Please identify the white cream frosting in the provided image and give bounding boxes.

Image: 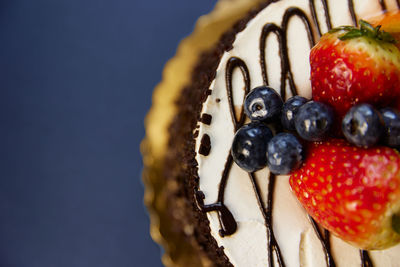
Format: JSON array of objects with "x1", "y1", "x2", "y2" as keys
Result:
[{"x1": 194, "y1": 0, "x2": 400, "y2": 266}]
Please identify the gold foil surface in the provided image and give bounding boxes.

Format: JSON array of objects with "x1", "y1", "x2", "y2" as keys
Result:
[{"x1": 142, "y1": 0, "x2": 265, "y2": 266}]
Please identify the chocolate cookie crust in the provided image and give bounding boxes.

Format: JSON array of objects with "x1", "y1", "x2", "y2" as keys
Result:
[{"x1": 164, "y1": 2, "x2": 270, "y2": 266}]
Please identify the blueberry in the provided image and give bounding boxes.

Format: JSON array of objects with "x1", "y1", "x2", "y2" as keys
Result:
[
  {"x1": 342, "y1": 104, "x2": 383, "y2": 147},
  {"x1": 244, "y1": 86, "x2": 283, "y2": 122},
  {"x1": 231, "y1": 122, "x2": 273, "y2": 172},
  {"x1": 281, "y1": 95, "x2": 308, "y2": 131},
  {"x1": 294, "y1": 101, "x2": 334, "y2": 142},
  {"x1": 267, "y1": 133, "x2": 304, "y2": 175},
  {"x1": 380, "y1": 108, "x2": 400, "y2": 148}
]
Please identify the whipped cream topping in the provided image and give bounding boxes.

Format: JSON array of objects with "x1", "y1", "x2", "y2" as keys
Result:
[{"x1": 194, "y1": 0, "x2": 400, "y2": 266}]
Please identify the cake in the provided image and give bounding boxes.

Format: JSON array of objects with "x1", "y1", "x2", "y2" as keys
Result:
[{"x1": 144, "y1": 0, "x2": 400, "y2": 266}]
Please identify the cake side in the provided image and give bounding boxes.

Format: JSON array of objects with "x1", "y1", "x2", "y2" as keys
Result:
[{"x1": 164, "y1": 2, "x2": 271, "y2": 266}]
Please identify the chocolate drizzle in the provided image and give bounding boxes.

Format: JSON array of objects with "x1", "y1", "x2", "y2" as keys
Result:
[
  {"x1": 348, "y1": 0, "x2": 358, "y2": 26},
  {"x1": 195, "y1": 0, "x2": 400, "y2": 266},
  {"x1": 260, "y1": 7, "x2": 315, "y2": 100},
  {"x1": 195, "y1": 182, "x2": 237, "y2": 237},
  {"x1": 361, "y1": 250, "x2": 374, "y2": 267},
  {"x1": 310, "y1": 0, "x2": 332, "y2": 36},
  {"x1": 226, "y1": 57, "x2": 251, "y2": 131},
  {"x1": 194, "y1": 56, "x2": 250, "y2": 237},
  {"x1": 249, "y1": 172, "x2": 285, "y2": 267},
  {"x1": 310, "y1": 217, "x2": 336, "y2": 267},
  {"x1": 195, "y1": 156, "x2": 237, "y2": 237},
  {"x1": 379, "y1": 0, "x2": 387, "y2": 12}
]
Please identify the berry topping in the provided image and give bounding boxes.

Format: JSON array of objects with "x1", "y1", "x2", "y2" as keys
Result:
[
  {"x1": 231, "y1": 122, "x2": 273, "y2": 173},
  {"x1": 342, "y1": 104, "x2": 384, "y2": 147},
  {"x1": 281, "y1": 95, "x2": 308, "y2": 131},
  {"x1": 267, "y1": 133, "x2": 304, "y2": 175},
  {"x1": 290, "y1": 139, "x2": 400, "y2": 250},
  {"x1": 381, "y1": 107, "x2": 400, "y2": 148},
  {"x1": 310, "y1": 20, "x2": 400, "y2": 118},
  {"x1": 294, "y1": 101, "x2": 334, "y2": 142},
  {"x1": 244, "y1": 86, "x2": 283, "y2": 122}
]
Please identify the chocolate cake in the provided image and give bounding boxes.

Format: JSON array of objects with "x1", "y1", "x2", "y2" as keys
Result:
[{"x1": 144, "y1": 0, "x2": 400, "y2": 266}]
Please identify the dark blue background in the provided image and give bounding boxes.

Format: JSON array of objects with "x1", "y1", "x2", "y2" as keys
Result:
[{"x1": 0, "y1": 1, "x2": 216, "y2": 266}]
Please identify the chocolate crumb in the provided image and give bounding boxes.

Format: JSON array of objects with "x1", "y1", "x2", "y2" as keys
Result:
[
  {"x1": 200, "y1": 114, "x2": 212, "y2": 125},
  {"x1": 199, "y1": 134, "x2": 211, "y2": 156}
]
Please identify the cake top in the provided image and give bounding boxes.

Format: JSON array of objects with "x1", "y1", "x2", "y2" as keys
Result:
[{"x1": 193, "y1": 0, "x2": 400, "y2": 266}]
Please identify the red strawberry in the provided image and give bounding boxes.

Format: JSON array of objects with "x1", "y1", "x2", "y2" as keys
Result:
[
  {"x1": 289, "y1": 139, "x2": 400, "y2": 250},
  {"x1": 310, "y1": 21, "x2": 400, "y2": 118}
]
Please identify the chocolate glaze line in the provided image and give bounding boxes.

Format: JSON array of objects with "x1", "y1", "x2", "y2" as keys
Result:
[
  {"x1": 195, "y1": 186, "x2": 237, "y2": 237},
  {"x1": 310, "y1": 0, "x2": 332, "y2": 37},
  {"x1": 260, "y1": 8, "x2": 315, "y2": 101},
  {"x1": 194, "y1": 57, "x2": 251, "y2": 237},
  {"x1": 397, "y1": 0, "x2": 400, "y2": 9},
  {"x1": 249, "y1": 172, "x2": 285, "y2": 267},
  {"x1": 194, "y1": 155, "x2": 237, "y2": 237},
  {"x1": 348, "y1": 0, "x2": 358, "y2": 26},
  {"x1": 309, "y1": 216, "x2": 336, "y2": 267},
  {"x1": 360, "y1": 250, "x2": 374, "y2": 267},
  {"x1": 266, "y1": 173, "x2": 285, "y2": 267},
  {"x1": 226, "y1": 57, "x2": 251, "y2": 131},
  {"x1": 282, "y1": 7, "x2": 315, "y2": 98},
  {"x1": 379, "y1": 0, "x2": 387, "y2": 12},
  {"x1": 260, "y1": 24, "x2": 286, "y2": 93}
]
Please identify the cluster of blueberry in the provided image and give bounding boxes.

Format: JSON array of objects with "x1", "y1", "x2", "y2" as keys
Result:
[
  {"x1": 342, "y1": 104, "x2": 400, "y2": 148},
  {"x1": 231, "y1": 86, "x2": 400, "y2": 174},
  {"x1": 231, "y1": 86, "x2": 305, "y2": 175}
]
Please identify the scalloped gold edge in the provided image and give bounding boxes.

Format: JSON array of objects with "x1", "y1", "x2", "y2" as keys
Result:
[{"x1": 141, "y1": 1, "x2": 264, "y2": 266}]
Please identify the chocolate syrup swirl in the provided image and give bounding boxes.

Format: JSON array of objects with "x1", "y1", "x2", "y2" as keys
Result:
[
  {"x1": 249, "y1": 172, "x2": 285, "y2": 266},
  {"x1": 195, "y1": 0, "x2": 400, "y2": 265},
  {"x1": 260, "y1": 7, "x2": 315, "y2": 100},
  {"x1": 379, "y1": 0, "x2": 387, "y2": 11},
  {"x1": 260, "y1": 24, "x2": 286, "y2": 95},
  {"x1": 310, "y1": 217, "x2": 336, "y2": 267},
  {"x1": 348, "y1": 0, "x2": 358, "y2": 26},
  {"x1": 361, "y1": 250, "x2": 374, "y2": 267},
  {"x1": 310, "y1": 0, "x2": 332, "y2": 37},
  {"x1": 195, "y1": 150, "x2": 237, "y2": 237},
  {"x1": 195, "y1": 57, "x2": 250, "y2": 237},
  {"x1": 226, "y1": 57, "x2": 251, "y2": 131},
  {"x1": 195, "y1": 184, "x2": 237, "y2": 237}
]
